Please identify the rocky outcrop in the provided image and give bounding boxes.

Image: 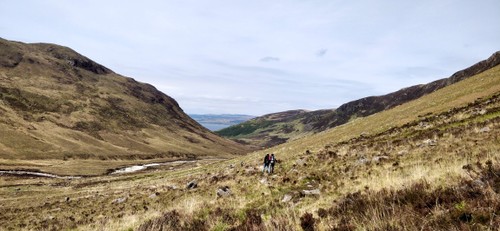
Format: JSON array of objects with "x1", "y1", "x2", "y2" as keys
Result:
[
  {"x1": 0, "y1": 40, "x2": 23, "y2": 67},
  {"x1": 42, "y1": 44, "x2": 113, "y2": 75},
  {"x1": 448, "y1": 51, "x2": 500, "y2": 82}
]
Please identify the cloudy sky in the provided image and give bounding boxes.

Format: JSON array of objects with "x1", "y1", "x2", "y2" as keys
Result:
[{"x1": 1, "y1": 0, "x2": 499, "y2": 115}]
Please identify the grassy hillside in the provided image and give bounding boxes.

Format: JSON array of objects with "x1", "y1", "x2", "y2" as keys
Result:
[
  {"x1": 216, "y1": 110, "x2": 323, "y2": 149},
  {"x1": 218, "y1": 51, "x2": 500, "y2": 150},
  {"x1": 0, "y1": 38, "x2": 250, "y2": 175},
  {"x1": 1, "y1": 54, "x2": 499, "y2": 230}
]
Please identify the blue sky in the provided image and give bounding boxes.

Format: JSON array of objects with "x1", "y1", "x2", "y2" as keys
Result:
[{"x1": 1, "y1": 0, "x2": 499, "y2": 115}]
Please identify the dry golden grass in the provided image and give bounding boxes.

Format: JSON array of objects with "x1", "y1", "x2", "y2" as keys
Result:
[{"x1": 1, "y1": 38, "x2": 250, "y2": 175}]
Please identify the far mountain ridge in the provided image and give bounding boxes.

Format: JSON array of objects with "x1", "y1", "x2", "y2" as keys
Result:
[{"x1": 217, "y1": 51, "x2": 500, "y2": 148}]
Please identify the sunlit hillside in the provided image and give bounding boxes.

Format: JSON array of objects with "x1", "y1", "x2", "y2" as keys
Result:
[
  {"x1": 0, "y1": 38, "x2": 250, "y2": 175},
  {"x1": 1, "y1": 53, "x2": 499, "y2": 230}
]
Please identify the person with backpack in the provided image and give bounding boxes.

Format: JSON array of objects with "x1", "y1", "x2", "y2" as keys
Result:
[
  {"x1": 262, "y1": 153, "x2": 270, "y2": 173},
  {"x1": 269, "y1": 153, "x2": 277, "y2": 173}
]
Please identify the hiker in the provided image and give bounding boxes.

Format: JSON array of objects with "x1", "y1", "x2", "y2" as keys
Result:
[
  {"x1": 269, "y1": 153, "x2": 277, "y2": 173},
  {"x1": 262, "y1": 153, "x2": 270, "y2": 173}
]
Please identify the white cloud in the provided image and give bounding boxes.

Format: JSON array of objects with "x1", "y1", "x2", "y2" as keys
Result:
[
  {"x1": 260, "y1": 57, "x2": 280, "y2": 62},
  {"x1": 316, "y1": 49, "x2": 328, "y2": 57}
]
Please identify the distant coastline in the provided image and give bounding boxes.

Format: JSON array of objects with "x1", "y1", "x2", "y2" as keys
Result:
[
  {"x1": 200, "y1": 123, "x2": 233, "y2": 131},
  {"x1": 189, "y1": 114, "x2": 255, "y2": 131}
]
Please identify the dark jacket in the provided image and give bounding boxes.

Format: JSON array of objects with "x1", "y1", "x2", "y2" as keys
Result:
[{"x1": 263, "y1": 154, "x2": 270, "y2": 165}]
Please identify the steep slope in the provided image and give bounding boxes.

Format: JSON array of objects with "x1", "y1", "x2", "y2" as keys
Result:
[
  {"x1": 218, "y1": 51, "x2": 500, "y2": 148},
  {"x1": 0, "y1": 38, "x2": 249, "y2": 175}
]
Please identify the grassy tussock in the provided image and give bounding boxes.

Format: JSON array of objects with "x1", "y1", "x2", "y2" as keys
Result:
[{"x1": 320, "y1": 162, "x2": 500, "y2": 230}]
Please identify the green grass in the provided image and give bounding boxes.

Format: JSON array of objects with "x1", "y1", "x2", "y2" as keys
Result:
[{"x1": 217, "y1": 119, "x2": 276, "y2": 137}]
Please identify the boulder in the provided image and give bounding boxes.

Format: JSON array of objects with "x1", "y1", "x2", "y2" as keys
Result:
[
  {"x1": 186, "y1": 180, "x2": 198, "y2": 189},
  {"x1": 245, "y1": 167, "x2": 256, "y2": 174},
  {"x1": 282, "y1": 191, "x2": 302, "y2": 203},
  {"x1": 421, "y1": 139, "x2": 437, "y2": 146},
  {"x1": 149, "y1": 192, "x2": 159, "y2": 199},
  {"x1": 357, "y1": 158, "x2": 369, "y2": 165},
  {"x1": 296, "y1": 158, "x2": 307, "y2": 166},
  {"x1": 166, "y1": 185, "x2": 178, "y2": 190},
  {"x1": 478, "y1": 109, "x2": 487, "y2": 115},
  {"x1": 372, "y1": 156, "x2": 390, "y2": 163},
  {"x1": 397, "y1": 150, "x2": 408, "y2": 156},
  {"x1": 301, "y1": 189, "x2": 320, "y2": 196},
  {"x1": 216, "y1": 186, "x2": 231, "y2": 198},
  {"x1": 112, "y1": 197, "x2": 127, "y2": 204},
  {"x1": 282, "y1": 194, "x2": 293, "y2": 203},
  {"x1": 479, "y1": 127, "x2": 491, "y2": 133}
]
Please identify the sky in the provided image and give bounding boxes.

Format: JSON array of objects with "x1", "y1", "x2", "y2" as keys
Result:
[{"x1": 1, "y1": 0, "x2": 499, "y2": 116}]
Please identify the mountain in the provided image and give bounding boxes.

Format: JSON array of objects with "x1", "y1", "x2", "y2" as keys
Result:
[
  {"x1": 0, "y1": 38, "x2": 249, "y2": 175},
  {"x1": 3, "y1": 51, "x2": 499, "y2": 231},
  {"x1": 189, "y1": 114, "x2": 255, "y2": 131},
  {"x1": 217, "y1": 51, "x2": 500, "y2": 148}
]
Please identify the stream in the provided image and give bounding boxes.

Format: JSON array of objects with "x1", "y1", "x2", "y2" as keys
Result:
[
  {"x1": 109, "y1": 160, "x2": 197, "y2": 174},
  {"x1": 0, "y1": 170, "x2": 81, "y2": 179},
  {"x1": 0, "y1": 159, "x2": 200, "y2": 179}
]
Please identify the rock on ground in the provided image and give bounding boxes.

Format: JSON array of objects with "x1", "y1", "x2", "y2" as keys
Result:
[
  {"x1": 112, "y1": 197, "x2": 127, "y2": 204},
  {"x1": 282, "y1": 194, "x2": 293, "y2": 203},
  {"x1": 216, "y1": 186, "x2": 231, "y2": 198},
  {"x1": 301, "y1": 189, "x2": 320, "y2": 196},
  {"x1": 186, "y1": 180, "x2": 198, "y2": 189}
]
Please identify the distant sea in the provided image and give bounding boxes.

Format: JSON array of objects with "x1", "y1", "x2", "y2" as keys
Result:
[
  {"x1": 189, "y1": 114, "x2": 255, "y2": 131},
  {"x1": 201, "y1": 123, "x2": 231, "y2": 131}
]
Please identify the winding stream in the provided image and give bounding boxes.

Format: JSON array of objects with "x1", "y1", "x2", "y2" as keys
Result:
[
  {"x1": 110, "y1": 160, "x2": 197, "y2": 174},
  {"x1": 0, "y1": 159, "x2": 201, "y2": 179}
]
